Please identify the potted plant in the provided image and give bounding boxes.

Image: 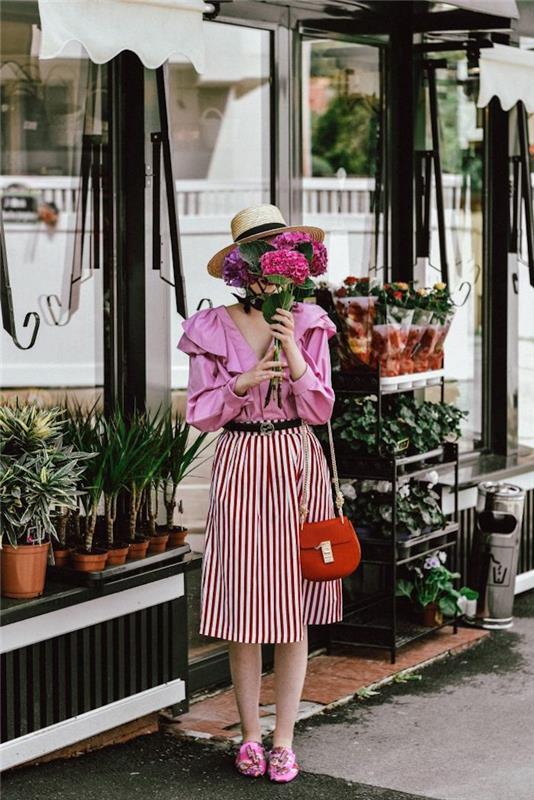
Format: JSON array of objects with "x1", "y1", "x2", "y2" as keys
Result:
[
  {"x1": 99, "y1": 409, "x2": 138, "y2": 565},
  {"x1": 124, "y1": 410, "x2": 171, "y2": 559},
  {"x1": 396, "y1": 550, "x2": 465, "y2": 626},
  {"x1": 0, "y1": 404, "x2": 89, "y2": 597},
  {"x1": 65, "y1": 405, "x2": 108, "y2": 572},
  {"x1": 330, "y1": 394, "x2": 466, "y2": 458},
  {"x1": 160, "y1": 413, "x2": 210, "y2": 548},
  {"x1": 341, "y1": 475, "x2": 446, "y2": 541}
]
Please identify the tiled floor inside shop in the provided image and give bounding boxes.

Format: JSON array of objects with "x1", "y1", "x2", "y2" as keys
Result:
[{"x1": 162, "y1": 625, "x2": 488, "y2": 742}]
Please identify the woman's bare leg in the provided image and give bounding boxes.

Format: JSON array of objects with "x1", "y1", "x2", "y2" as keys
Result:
[
  {"x1": 228, "y1": 641, "x2": 263, "y2": 742},
  {"x1": 272, "y1": 625, "x2": 308, "y2": 747}
]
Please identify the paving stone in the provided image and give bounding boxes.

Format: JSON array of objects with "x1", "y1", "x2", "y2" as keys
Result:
[{"x1": 168, "y1": 625, "x2": 489, "y2": 742}]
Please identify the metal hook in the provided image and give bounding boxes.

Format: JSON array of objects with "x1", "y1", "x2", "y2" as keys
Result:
[
  {"x1": 44, "y1": 293, "x2": 70, "y2": 326},
  {"x1": 1, "y1": 213, "x2": 41, "y2": 349},
  {"x1": 196, "y1": 297, "x2": 213, "y2": 310}
]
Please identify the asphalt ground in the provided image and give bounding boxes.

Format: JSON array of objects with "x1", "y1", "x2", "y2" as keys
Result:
[{"x1": 3, "y1": 590, "x2": 533, "y2": 800}]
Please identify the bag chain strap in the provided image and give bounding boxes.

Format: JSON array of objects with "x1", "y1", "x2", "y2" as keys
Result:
[{"x1": 299, "y1": 420, "x2": 345, "y2": 528}]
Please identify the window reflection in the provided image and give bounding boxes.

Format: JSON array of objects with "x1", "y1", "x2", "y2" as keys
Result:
[
  {"x1": 302, "y1": 40, "x2": 385, "y2": 284},
  {"x1": 0, "y1": 5, "x2": 106, "y2": 413},
  {"x1": 419, "y1": 52, "x2": 483, "y2": 450}
]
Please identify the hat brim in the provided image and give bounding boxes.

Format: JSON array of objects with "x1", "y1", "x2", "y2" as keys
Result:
[{"x1": 207, "y1": 224, "x2": 325, "y2": 278}]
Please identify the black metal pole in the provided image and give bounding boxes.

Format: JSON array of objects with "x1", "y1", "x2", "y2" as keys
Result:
[
  {"x1": 389, "y1": 3, "x2": 414, "y2": 283},
  {"x1": 109, "y1": 53, "x2": 147, "y2": 416},
  {"x1": 482, "y1": 96, "x2": 518, "y2": 455}
]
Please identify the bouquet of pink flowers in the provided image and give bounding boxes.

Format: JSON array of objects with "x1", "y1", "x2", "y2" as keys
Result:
[{"x1": 221, "y1": 231, "x2": 328, "y2": 406}]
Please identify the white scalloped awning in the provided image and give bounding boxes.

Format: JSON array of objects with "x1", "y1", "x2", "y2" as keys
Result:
[
  {"x1": 477, "y1": 43, "x2": 534, "y2": 112},
  {"x1": 37, "y1": 0, "x2": 206, "y2": 72}
]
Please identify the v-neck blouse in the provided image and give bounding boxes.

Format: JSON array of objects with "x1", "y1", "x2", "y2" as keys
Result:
[{"x1": 177, "y1": 301, "x2": 338, "y2": 432}]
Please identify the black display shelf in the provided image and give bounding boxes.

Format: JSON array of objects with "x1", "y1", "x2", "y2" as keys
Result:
[
  {"x1": 319, "y1": 310, "x2": 461, "y2": 663},
  {"x1": 336, "y1": 442, "x2": 458, "y2": 481},
  {"x1": 359, "y1": 522, "x2": 459, "y2": 563},
  {"x1": 329, "y1": 607, "x2": 459, "y2": 651},
  {"x1": 45, "y1": 543, "x2": 193, "y2": 588}
]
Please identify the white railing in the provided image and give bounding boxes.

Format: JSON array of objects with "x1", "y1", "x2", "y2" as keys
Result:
[{"x1": 1, "y1": 174, "x2": 471, "y2": 217}]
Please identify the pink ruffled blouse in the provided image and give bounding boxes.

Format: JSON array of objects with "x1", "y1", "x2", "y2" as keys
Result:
[{"x1": 177, "y1": 301, "x2": 337, "y2": 432}]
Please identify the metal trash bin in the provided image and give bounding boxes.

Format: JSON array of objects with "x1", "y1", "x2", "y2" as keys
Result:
[{"x1": 467, "y1": 481, "x2": 525, "y2": 630}]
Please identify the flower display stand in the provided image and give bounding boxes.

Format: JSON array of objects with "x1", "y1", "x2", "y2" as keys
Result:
[{"x1": 317, "y1": 327, "x2": 461, "y2": 663}]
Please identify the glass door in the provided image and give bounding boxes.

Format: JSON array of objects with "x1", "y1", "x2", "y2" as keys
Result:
[
  {"x1": 147, "y1": 17, "x2": 273, "y2": 664},
  {"x1": 300, "y1": 35, "x2": 388, "y2": 284}
]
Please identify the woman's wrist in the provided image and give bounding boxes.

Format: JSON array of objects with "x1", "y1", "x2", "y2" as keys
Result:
[
  {"x1": 283, "y1": 343, "x2": 307, "y2": 381},
  {"x1": 234, "y1": 373, "x2": 250, "y2": 396}
]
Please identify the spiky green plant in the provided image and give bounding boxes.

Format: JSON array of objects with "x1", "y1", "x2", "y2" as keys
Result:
[
  {"x1": 160, "y1": 413, "x2": 211, "y2": 531},
  {"x1": 64, "y1": 403, "x2": 106, "y2": 552},
  {"x1": 123, "y1": 409, "x2": 173, "y2": 542}
]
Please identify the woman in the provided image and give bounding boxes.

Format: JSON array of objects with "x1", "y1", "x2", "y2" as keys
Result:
[{"x1": 177, "y1": 204, "x2": 343, "y2": 783}]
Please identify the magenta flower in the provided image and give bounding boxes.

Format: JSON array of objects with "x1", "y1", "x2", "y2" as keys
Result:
[
  {"x1": 260, "y1": 249, "x2": 310, "y2": 285},
  {"x1": 270, "y1": 231, "x2": 328, "y2": 277},
  {"x1": 270, "y1": 231, "x2": 311, "y2": 250},
  {"x1": 222, "y1": 248, "x2": 253, "y2": 287}
]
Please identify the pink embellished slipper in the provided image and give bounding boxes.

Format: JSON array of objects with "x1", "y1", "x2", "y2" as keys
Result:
[
  {"x1": 234, "y1": 740, "x2": 267, "y2": 777},
  {"x1": 267, "y1": 745, "x2": 300, "y2": 783}
]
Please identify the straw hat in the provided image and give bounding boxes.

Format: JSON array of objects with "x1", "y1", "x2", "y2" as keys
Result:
[{"x1": 207, "y1": 203, "x2": 325, "y2": 278}]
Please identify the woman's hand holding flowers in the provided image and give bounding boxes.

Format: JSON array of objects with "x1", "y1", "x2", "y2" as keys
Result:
[
  {"x1": 270, "y1": 307, "x2": 307, "y2": 383},
  {"x1": 234, "y1": 345, "x2": 287, "y2": 396}
]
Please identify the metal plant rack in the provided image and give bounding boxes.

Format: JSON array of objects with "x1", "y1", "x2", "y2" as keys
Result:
[{"x1": 316, "y1": 297, "x2": 460, "y2": 663}]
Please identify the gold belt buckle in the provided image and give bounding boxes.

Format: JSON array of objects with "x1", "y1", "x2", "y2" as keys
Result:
[
  {"x1": 315, "y1": 540, "x2": 334, "y2": 564},
  {"x1": 259, "y1": 420, "x2": 275, "y2": 435}
]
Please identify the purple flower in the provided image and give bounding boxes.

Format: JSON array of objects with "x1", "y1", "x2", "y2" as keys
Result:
[{"x1": 222, "y1": 248, "x2": 253, "y2": 287}]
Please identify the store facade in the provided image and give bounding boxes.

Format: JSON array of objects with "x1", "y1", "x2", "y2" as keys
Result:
[{"x1": 2, "y1": 0, "x2": 534, "y2": 761}]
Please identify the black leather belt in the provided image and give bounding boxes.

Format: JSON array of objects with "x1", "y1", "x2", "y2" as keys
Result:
[{"x1": 223, "y1": 418, "x2": 302, "y2": 434}]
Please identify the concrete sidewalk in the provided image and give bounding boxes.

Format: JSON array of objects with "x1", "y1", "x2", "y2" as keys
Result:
[{"x1": 3, "y1": 590, "x2": 533, "y2": 800}]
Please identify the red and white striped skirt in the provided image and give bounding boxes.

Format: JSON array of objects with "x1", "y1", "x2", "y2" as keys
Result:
[{"x1": 199, "y1": 424, "x2": 344, "y2": 644}]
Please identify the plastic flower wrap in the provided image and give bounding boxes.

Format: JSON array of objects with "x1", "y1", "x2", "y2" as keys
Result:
[
  {"x1": 370, "y1": 283, "x2": 414, "y2": 377},
  {"x1": 411, "y1": 282, "x2": 455, "y2": 372},
  {"x1": 333, "y1": 276, "x2": 378, "y2": 368}
]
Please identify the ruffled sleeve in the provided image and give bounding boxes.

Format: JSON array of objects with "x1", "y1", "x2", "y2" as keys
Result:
[
  {"x1": 177, "y1": 307, "x2": 254, "y2": 432},
  {"x1": 288, "y1": 302, "x2": 337, "y2": 425}
]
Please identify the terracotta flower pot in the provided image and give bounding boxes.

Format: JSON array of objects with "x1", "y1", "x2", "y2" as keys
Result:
[
  {"x1": 0, "y1": 541, "x2": 51, "y2": 599},
  {"x1": 415, "y1": 602, "x2": 443, "y2": 627},
  {"x1": 70, "y1": 547, "x2": 108, "y2": 572},
  {"x1": 128, "y1": 537, "x2": 150, "y2": 560},
  {"x1": 168, "y1": 526, "x2": 188, "y2": 547},
  {"x1": 51, "y1": 546, "x2": 71, "y2": 568},
  {"x1": 147, "y1": 532, "x2": 170, "y2": 554},
  {"x1": 106, "y1": 543, "x2": 131, "y2": 566}
]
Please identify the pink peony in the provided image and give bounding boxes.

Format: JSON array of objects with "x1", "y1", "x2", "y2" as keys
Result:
[{"x1": 260, "y1": 249, "x2": 310, "y2": 285}]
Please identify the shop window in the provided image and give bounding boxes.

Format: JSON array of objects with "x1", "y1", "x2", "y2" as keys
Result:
[
  {"x1": 418, "y1": 51, "x2": 483, "y2": 451},
  {"x1": 301, "y1": 39, "x2": 385, "y2": 284},
  {"x1": 0, "y1": 3, "x2": 106, "y2": 412}
]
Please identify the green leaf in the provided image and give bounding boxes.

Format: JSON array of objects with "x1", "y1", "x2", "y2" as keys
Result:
[
  {"x1": 238, "y1": 240, "x2": 275, "y2": 267},
  {"x1": 296, "y1": 241, "x2": 313, "y2": 263}
]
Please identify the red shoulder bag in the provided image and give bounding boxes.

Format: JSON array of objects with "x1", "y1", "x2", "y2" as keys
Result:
[{"x1": 299, "y1": 421, "x2": 361, "y2": 582}]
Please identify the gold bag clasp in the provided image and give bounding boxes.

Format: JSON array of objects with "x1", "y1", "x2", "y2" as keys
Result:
[{"x1": 315, "y1": 539, "x2": 334, "y2": 564}]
